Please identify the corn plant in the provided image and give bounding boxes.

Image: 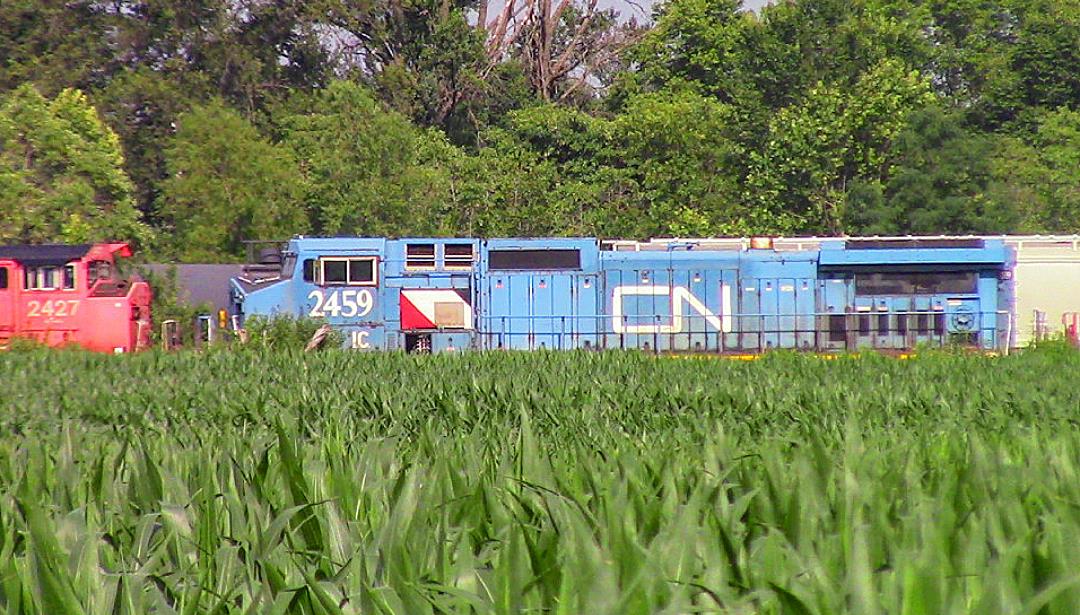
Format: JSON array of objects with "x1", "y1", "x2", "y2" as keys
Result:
[{"x1": 0, "y1": 346, "x2": 1078, "y2": 614}]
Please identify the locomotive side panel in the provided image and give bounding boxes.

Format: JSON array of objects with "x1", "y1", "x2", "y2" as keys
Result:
[
  {"x1": 600, "y1": 249, "x2": 741, "y2": 352},
  {"x1": 817, "y1": 239, "x2": 1011, "y2": 351},
  {"x1": 233, "y1": 237, "x2": 387, "y2": 349},
  {"x1": 296, "y1": 239, "x2": 385, "y2": 350},
  {"x1": 81, "y1": 279, "x2": 153, "y2": 352},
  {"x1": 387, "y1": 239, "x2": 479, "y2": 352},
  {"x1": 479, "y1": 238, "x2": 599, "y2": 350},
  {"x1": 15, "y1": 261, "x2": 81, "y2": 347},
  {"x1": 735, "y1": 251, "x2": 816, "y2": 352},
  {"x1": 227, "y1": 235, "x2": 1026, "y2": 354}
]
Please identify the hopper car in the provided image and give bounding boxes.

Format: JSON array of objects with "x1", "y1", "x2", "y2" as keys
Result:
[
  {"x1": 0, "y1": 243, "x2": 152, "y2": 352},
  {"x1": 232, "y1": 235, "x2": 1061, "y2": 353}
]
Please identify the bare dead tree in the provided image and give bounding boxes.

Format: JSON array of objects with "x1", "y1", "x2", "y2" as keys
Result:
[{"x1": 481, "y1": 0, "x2": 644, "y2": 101}]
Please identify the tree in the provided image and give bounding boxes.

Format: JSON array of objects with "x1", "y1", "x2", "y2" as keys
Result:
[
  {"x1": 845, "y1": 107, "x2": 1020, "y2": 235},
  {"x1": 1011, "y1": 3, "x2": 1080, "y2": 117},
  {"x1": 94, "y1": 68, "x2": 206, "y2": 227},
  {"x1": 483, "y1": 0, "x2": 643, "y2": 103},
  {"x1": 280, "y1": 81, "x2": 459, "y2": 236},
  {"x1": 630, "y1": 0, "x2": 757, "y2": 105},
  {"x1": 0, "y1": 85, "x2": 151, "y2": 246},
  {"x1": 95, "y1": 0, "x2": 331, "y2": 114},
  {"x1": 313, "y1": 0, "x2": 496, "y2": 137},
  {"x1": 156, "y1": 100, "x2": 309, "y2": 261},
  {"x1": 989, "y1": 107, "x2": 1080, "y2": 233},
  {"x1": 1026, "y1": 108, "x2": 1080, "y2": 231},
  {"x1": 633, "y1": 0, "x2": 924, "y2": 111},
  {"x1": 746, "y1": 59, "x2": 935, "y2": 233},
  {"x1": 862, "y1": 0, "x2": 1080, "y2": 129},
  {"x1": 468, "y1": 90, "x2": 749, "y2": 239},
  {"x1": 311, "y1": 0, "x2": 636, "y2": 144},
  {"x1": 603, "y1": 91, "x2": 747, "y2": 237},
  {"x1": 440, "y1": 133, "x2": 568, "y2": 236},
  {"x1": 0, "y1": 0, "x2": 114, "y2": 94}
]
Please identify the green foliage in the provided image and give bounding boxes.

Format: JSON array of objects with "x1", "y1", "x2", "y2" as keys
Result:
[
  {"x1": 880, "y1": 0, "x2": 1080, "y2": 128},
  {"x1": 281, "y1": 81, "x2": 459, "y2": 236},
  {"x1": 1010, "y1": 3, "x2": 1080, "y2": 115},
  {"x1": 0, "y1": 0, "x2": 113, "y2": 93},
  {"x1": 243, "y1": 314, "x2": 344, "y2": 350},
  {"x1": 3, "y1": 335, "x2": 50, "y2": 352},
  {"x1": 0, "y1": 85, "x2": 152, "y2": 246},
  {"x1": 135, "y1": 265, "x2": 214, "y2": 348},
  {"x1": 993, "y1": 107, "x2": 1080, "y2": 233},
  {"x1": 0, "y1": 350, "x2": 1079, "y2": 613},
  {"x1": 156, "y1": 100, "x2": 309, "y2": 261},
  {"x1": 4, "y1": 0, "x2": 1080, "y2": 242},
  {"x1": 631, "y1": 0, "x2": 1080, "y2": 235},
  {"x1": 846, "y1": 107, "x2": 1021, "y2": 234},
  {"x1": 606, "y1": 92, "x2": 747, "y2": 236},
  {"x1": 632, "y1": 0, "x2": 751, "y2": 101},
  {"x1": 312, "y1": 0, "x2": 491, "y2": 123},
  {"x1": 747, "y1": 59, "x2": 935, "y2": 233},
  {"x1": 93, "y1": 68, "x2": 207, "y2": 228},
  {"x1": 468, "y1": 93, "x2": 752, "y2": 238}
]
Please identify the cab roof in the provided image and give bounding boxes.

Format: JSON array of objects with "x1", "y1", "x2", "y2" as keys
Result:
[{"x1": 0, "y1": 243, "x2": 132, "y2": 266}]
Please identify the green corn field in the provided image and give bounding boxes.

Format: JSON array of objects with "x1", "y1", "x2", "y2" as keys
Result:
[{"x1": 1, "y1": 346, "x2": 1080, "y2": 614}]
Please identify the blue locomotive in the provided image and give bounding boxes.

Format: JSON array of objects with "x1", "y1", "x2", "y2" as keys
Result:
[{"x1": 230, "y1": 236, "x2": 1015, "y2": 352}]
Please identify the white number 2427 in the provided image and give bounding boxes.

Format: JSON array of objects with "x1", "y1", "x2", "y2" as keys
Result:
[{"x1": 308, "y1": 289, "x2": 373, "y2": 318}]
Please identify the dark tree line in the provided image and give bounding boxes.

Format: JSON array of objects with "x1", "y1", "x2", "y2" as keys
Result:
[{"x1": 1, "y1": 0, "x2": 1078, "y2": 260}]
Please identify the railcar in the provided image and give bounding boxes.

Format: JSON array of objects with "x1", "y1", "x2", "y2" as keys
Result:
[
  {"x1": 0, "y1": 243, "x2": 152, "y2": 352},
  {"x1": 230, "y1": 236, "x2": 1021, "y2": 352}
]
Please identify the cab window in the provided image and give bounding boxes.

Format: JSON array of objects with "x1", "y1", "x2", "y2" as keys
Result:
[
  {"x1": 63, "y1": 264, "x2": 76, "y2": 290},
  {"x1": 88, "y1": 260, "x2": 112, "y2": 286},
  {"x1": 319, "y1": 257, "x2": 378, "y2": 286},
  {"x1": 855, "y1": 272, "x2": 977, "y2": 295},
  {"x1": 24, "y1": 266, "x2": 60, "y2": 290},
  {"x1": 0, "y1": 267, "x2": 7, "y2": 289},
  {"x1": 322, "y1": 259, "x2": 348, "y2": 284}
]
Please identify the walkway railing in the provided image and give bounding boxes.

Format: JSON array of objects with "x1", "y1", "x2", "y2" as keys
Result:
[{"x1": 473, "y1": 310, "x2": 1010, "y2": 353}]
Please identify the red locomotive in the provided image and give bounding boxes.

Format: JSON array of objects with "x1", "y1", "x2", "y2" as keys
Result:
[{"x1": 0, "y1": 243, "x2": 152, "y2": 352}]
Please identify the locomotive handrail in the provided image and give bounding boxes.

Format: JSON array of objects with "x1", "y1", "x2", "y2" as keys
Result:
[{"x1": 472, "y1": 309, "x2": 1005, "y2": 353}]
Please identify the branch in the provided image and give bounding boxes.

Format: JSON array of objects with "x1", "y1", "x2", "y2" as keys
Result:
[{"x1": 550, "y1": 0, "x2": 599, "y2": 79}]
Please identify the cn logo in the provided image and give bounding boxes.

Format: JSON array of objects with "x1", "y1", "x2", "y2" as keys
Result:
[{"x1": 612, "y1": 285, "x2": 732, "y2": 334}]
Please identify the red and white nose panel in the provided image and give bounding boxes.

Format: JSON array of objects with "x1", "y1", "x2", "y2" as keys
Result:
[{"x1": 400, "y1": 289, "x2": 473, "y2": 330}]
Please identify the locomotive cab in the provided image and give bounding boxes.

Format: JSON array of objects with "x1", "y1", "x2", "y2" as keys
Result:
[{"x1": 0, "y1": 243, "x2": 152, "y2": 352}]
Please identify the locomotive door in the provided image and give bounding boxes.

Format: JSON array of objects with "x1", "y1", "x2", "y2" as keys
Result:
[
  {"x1": 529, "y1": 274, "x2": 566, "y2": 349},
  {"x1": 741, "y1": 277, "x2": 807, "y2": 351},
  {"x1": 758, "y1": 278, "x2": 803, "y2": 350},
  {"x1": 486, "y1": 272, "x2": 596, "y2": 350},
  {"x1": 667, "y1": 268, "x2": 735, "y2": 352},
  {"x1": 0, "y1": 261, "x2": 13, "y2": 340},
  {"x1": 818, "y1": 275, "x2": 852, "y2": 352},
  {"x1": 740, "y1": 278, "x2": 781, "y2": 351}
]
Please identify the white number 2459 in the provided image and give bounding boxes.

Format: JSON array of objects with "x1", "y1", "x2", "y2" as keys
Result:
[{"x1": 308, "y1": 289, "x2": 373, "y2": 318}]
